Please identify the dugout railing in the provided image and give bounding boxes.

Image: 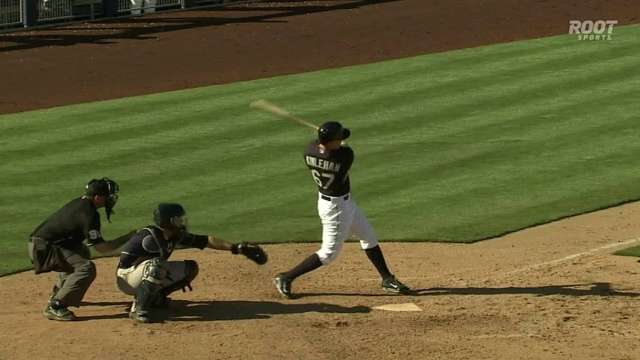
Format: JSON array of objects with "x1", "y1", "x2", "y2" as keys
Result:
[{"x1": 0, "y1": 0, "x2": 248, "y2": 30}]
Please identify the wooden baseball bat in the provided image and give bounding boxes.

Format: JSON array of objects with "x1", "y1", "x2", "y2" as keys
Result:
[{"x1": 250, "y1": 99, "x2": 319, "y2": 130}]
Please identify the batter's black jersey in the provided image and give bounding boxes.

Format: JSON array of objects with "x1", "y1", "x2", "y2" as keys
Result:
[
  {"x1": 30, "y1": 197, "x2": 104, "y2": 249},
  {"x1": 304, "y1": 140, "x2": 354, "y2": 196},
  {"x1": 117, "y1": 226, "x2": 208, "y2": 269}
]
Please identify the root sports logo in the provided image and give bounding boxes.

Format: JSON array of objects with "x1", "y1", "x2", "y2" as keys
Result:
[{"x1": 569, "y1": 20, "x2": 618, "y2": 41}]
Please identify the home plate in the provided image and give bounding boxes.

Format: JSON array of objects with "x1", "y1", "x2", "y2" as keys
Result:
[{"x1": 373, "y1": 303, "x2": 422, "y2": 312}]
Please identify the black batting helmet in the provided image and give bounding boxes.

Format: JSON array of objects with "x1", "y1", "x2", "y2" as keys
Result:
[
  {"x1": 318, "y1": 121, "x2": 350, "y2": 144},
  {"x1": 153, "y1": 203, "x2": 188, "y2": 230}
]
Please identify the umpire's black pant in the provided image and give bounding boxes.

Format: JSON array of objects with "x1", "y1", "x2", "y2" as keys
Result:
[{"x1": 28, "y1": 242, "x2": 97, "y2": 307}]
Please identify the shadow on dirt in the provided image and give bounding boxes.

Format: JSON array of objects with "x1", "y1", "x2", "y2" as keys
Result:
[
  {"x1": 293, "y1": 282, "x2": 640, "y2": 298},
  {"x1": 414, "y1": 282, "x2": 640, "y2": 297},
  {"x1": 0, "y1": 0, "x2": 399, "y2": 52},
  {"x1": 80, "y1": 300, "x2": 131, "y2": 306},
  {"x1": 77, "y1": 312, "x2": 131, "y2": 321},
  {"x1": 74, "y1": 299, "x2": 370, "y2": 322},
  {"x1": 165, "y1": 299, "x2": 370, "y2": 321}
]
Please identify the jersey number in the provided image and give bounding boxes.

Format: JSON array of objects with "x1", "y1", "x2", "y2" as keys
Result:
[{"x1": 311, "y1": 170, "x2": 335, "y2": 189}]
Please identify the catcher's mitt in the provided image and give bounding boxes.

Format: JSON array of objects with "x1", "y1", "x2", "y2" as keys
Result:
[{"x1": 232, "y1": 242, "x2": 268, "y2": 265}]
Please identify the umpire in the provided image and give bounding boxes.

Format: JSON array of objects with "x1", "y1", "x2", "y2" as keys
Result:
[{"x1": 28, "y1": 178, "x2": 133, "y2": 321}]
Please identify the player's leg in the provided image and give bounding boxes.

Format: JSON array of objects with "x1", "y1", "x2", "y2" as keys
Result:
[
  {"x1": 129, "y1": 0, "x2": 142, "y2": 15},
  {"x1": 27, "y1": 240, "x2": 61, "y2": 309},
  {"x1": 144, "y1": 0, "x2": 156, "y2": 12},
  {"x1": 45, "y1": 245, "x2": 97, "y2": 320},
  {"x1": 349, "y1": 200, "x2": 411, "y2": 295},
  {"x1": 129, "y1": 258, "x2": 167, "y2": 323},
  {"x1": 159, "y1": 260, "x2": 199, "y2": 298},
  {"x1": 274, "y1": 196, "x2": 352, "y2": 298}
]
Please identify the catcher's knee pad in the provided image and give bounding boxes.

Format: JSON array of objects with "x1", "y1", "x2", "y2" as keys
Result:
[
  {"x1": 141, "y1": 258, "x2": 167, "y2": 284},
  {"x1": 316, "y1": 244, "x2": 343, "y2": 265},
  {"x1": 184, "y1": 260, "x2": 199, "y2": 283}
]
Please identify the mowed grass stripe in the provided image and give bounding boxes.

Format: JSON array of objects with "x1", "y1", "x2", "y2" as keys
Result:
[
  {"x1": 1, "y1": 25, "x2": 639, "y2": 275},
  {"x1": 2, "y1": 33, "x2": 633, "y2": 164},
  {"x1": 7, "y1": 35, "x2": 635, "y2": 179},
  {"x1": 0, "y1": 27, "x2": 626, "y2": 149}
]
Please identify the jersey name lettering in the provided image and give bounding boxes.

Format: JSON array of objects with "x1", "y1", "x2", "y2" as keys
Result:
[{"x1": 305, "y1": 156, "x2": 341, "y2": 172}]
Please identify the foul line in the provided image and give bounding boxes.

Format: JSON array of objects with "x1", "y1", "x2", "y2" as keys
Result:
[
  {"x1": 361, "y1": 236, "x2": 640, "y2": 282},
  {"x1": 503, "y1": 236, "x2": 640, "y2": 276}
]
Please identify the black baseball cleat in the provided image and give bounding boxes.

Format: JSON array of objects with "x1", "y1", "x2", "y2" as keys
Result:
[
  {"x1": 43, "y1": 300, "x2": 76, "y2": 321},
  {"x1": 273, "y1": 274, "x2": 293, "y2": 299},
  {"x1": 381, "y1": 276, "x2": 412, "y2": 295},
  {"x1": 130, "y1": 310, "x2": 152, "y2": 324},
  {"x1": 129, "y1": 302, "x2": 153, "y2": 323},
  {"x1": 151, "y1": 294, "x2": 171, "y2": 309}
]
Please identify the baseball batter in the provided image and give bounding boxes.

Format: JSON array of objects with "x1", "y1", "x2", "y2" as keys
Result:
[
  {"x1": 116, "y1": 203, "x2": 267, "y2": 323},
  {"x1": 274, "y1": 121, "x2": 411, "y2": 298}
]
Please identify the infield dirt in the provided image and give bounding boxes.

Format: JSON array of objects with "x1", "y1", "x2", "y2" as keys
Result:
[
  {"x1": 2, "y1": 202, "x2": 640, "y2": 359},
  {"x1": 1, "y1": 1, "x2": 640, "y2": 359}
]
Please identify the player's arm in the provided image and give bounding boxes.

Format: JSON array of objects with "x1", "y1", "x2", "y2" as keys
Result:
[
  {"x1": 82, "y1": 211, "x2": 135, "y2": 253},
  {"x1": 93, "y1": 230, "x2": 136, "y2": 254},
  {"x1": 182, "y1": 233, "x2": 241, "y2": 252},
  {"x1": 182, "y1": 233, "x2": 267, "y2": 265},
  {"x1": 338, "y1": 147, "x2": 355, "y2": 178},
  {"x1": 206, "y1": 235, "x2": 234, "y2": 251}
]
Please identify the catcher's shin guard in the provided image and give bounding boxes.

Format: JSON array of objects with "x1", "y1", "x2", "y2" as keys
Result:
[
  {"x1": 161, "y1": 260, "x2": 199, "y2": 296},
  {"x1": 134, "y1": 280, "x2": 162, "y2": 322}
]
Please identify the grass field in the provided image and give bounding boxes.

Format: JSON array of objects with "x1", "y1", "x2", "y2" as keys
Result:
[
  {"x1": 1, "y1": 25, "x2": 639, "y2": 275},
  {"x1": 615, "y1": 246, "x2": 640, "y2": 257}
]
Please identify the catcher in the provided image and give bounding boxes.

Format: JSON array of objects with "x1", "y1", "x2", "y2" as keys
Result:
[{"x1": 116, "y1": 203, "x2": 267, "y2": 323}]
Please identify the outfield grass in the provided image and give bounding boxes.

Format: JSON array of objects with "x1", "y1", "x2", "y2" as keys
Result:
[
  {"x1": 1, "y1": 25, "x2": 640, "y2": 275},
  {"x1": 615, "y1": 246, "x2": 640, "y2": 258}
]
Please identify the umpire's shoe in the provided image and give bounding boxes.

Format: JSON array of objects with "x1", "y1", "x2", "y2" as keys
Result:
[
  {"x1": 43, "y1": 299, "x2": 77, "y2": 321},
  {"x1": 382, "y1": 275, "x2": 412, "y2": 295},
  {"x1": 273, "y1": 274, "x2": 293, "y2": 299}
]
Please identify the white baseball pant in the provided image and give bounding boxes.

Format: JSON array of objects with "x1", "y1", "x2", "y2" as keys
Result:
[
  {"x1": 315, "y1": 192, "x2": 379, "y2": 265},
  {"x1": 116, "y1": 259, "x2": 187, "y2": 295}
]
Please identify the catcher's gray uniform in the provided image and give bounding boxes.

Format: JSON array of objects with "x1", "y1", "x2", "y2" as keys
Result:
[
  {"x1": 117, "y1": 205, "x2": 268, "y2": 324},
  {"x1": 116, "y1": 226, "x2": 204, "y2": 300}
]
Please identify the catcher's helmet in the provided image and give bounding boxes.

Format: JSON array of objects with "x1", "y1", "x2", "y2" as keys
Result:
[
  {"x1": 153, "y1": 203, "x2": 188, "y2": 229},
  {"x1": 86, "y1": 178, "x2": 119, "y2": 221},
  {"x1": 318, "y1": 121, "x2": 350, "y2": 144}
]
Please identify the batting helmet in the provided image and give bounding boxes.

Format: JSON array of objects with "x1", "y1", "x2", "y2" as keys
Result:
[
  {"x1": 318, "y1": 121, "x2": 350, "y2": 144},
  {"x1": 153, "y1": 203, "x2": 188, "y2": 230},
  {"x1": 86, "y1": 178, "x2": 119, "y2": 221}
]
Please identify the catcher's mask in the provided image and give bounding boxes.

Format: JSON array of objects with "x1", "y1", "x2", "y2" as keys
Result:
[
  {"x1": 153, "y1": 203, "x2": 188, "y2": 231},
  {"x1": 85, "y1": 178, "x2": 119, "y2": 222},
  {"x1": 318, "y1": 121, "x2": 350, "y2": 144}
]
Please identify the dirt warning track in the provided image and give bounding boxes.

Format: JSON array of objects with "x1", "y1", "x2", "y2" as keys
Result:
[{"x1": 1, "y1": 0, "x2": 639, "y2": 114}]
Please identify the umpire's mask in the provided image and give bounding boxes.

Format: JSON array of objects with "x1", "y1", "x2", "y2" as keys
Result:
[{"x1": 86, "y1": 178, "x2": 120, "y2": 222}]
